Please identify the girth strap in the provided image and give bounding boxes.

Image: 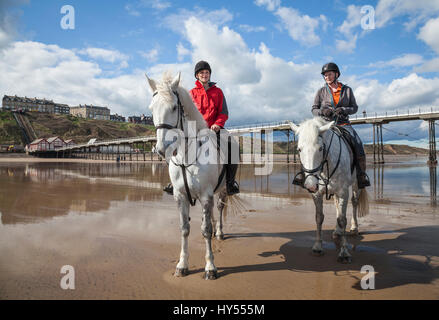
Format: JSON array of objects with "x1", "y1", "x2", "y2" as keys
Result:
[{"x1": 180, "y1": 164, "x2": 197, "y2": 207}]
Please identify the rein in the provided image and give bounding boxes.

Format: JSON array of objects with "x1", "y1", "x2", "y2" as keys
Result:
[
  {"x1": 296, "y1": 128, "x2": 343, "y2": 200},
  {"x1": 154, "y1": 90, "x2": 184, "y2": 131},
  {"x1": 153, "y1": 90, "x2": 197, "y2": 206}
]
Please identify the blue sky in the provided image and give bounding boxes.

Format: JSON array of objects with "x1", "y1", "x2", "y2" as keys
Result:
[{"x1": 1, "y1": 0, "x2": 439, "y2": 146}]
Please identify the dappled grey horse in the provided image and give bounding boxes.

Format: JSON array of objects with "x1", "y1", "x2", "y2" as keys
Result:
[
  {"x1": 146, "y1": 72, "x2": 239, "y2": 279},
  {"x1": 290, "y1": 117, "x2": 369, "y2": 263}
]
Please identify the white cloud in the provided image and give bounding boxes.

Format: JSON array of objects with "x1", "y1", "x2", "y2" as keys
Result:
[
  {"x1": 418, "y1": 17, "x2": 439, "y2": 54},
  {"x1": 184, "y1": 17, "x2": 261, "y2": 85},
  {"x1": 255, "y1": 1, "x2": 327, "y2": 47},
  {"x1": 176, "y1": 42, "x2": 190, "y2": 62},
  {"x1": 0, "y1": 41, "x2": 148, "y2": 116},
  {"x1": 335, "y1": 36, "x2": 358, "y2": 53},
  {"x1": 336, "y1": 5, "x2": 362, "y2": 53},
  {"x1": 140, "y1": 0, "x2": 171, "y2": 10},
  {"x1": 415, "y1": 57, "x2": 439, "y2": 73},
  {"x1": 338, "y1": 5, "x2": 362, "y2": 36},
  {"x1": 139, "y1": 48, "x2": 159, "y2": 62},
  {"x1": 124, "y1": 4, "x2": 140, "y2": 17},
  {"x1": 375, "y1": 0, "x2": 439, "y2": 29},
  {"x1": 275, "y1": 7, "x2": 326, "y2": 47},
  {"x1": 254, "y1": 0, "x2": 281, "y2": 12},
  {"x1": 239, "y1": 24, "x2": 266, "y2": 33},
  {"x1": 0, "y1": 0, "x2": 29, "y2": 50},
  {"x1": 372, "y1": 53, "x2": 424, "y2": 68},
  {"x1": 3, "y1": 7, "x2": 439, "y2": 143},
  {"x1": 163, "y1": 8, "x2": 233, "y2": 34},
  {"x1": 351, "y1": 73, "x2": 439, "y2": 112},
  {"x1": 79, "y1": 47, "x2": 129, "y2": 64},
  {"x1": 124, "y1": 0, "x2": 171, "y2": 17}
]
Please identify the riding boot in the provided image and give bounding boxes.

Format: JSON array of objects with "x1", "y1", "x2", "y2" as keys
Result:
[
  {"x1": 163, "y1": 183, "x2": 173, "y2": 195},
  {"x1": 357, "y1": 156, "x2": 371, "y2": 189},
  {"x1": 225, "y1": 163, "x2": 240, "y2": 196}
]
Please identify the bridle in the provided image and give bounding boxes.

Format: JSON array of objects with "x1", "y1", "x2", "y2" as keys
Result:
[
  {"x1": 294, "y1": 128, "x2": 342, "y2": 200},
  {"x1": 152, "y1": 89, "x2": 198, "y2": 207},
  {"x1": 153, "y1": 90, "x2": 185, "y2": 131}
]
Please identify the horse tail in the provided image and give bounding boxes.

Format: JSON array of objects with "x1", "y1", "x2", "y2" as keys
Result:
[
  {"x1": 222, "y1": 195, "x2": 247, "y2": 220},
  {"x1": 357, "y1": 188, "x2": 369, "y2": 218}
]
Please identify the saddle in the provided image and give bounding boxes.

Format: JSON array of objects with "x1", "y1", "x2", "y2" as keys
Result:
[{"x1": 333, "y1": 126, "x2": 356, "y2": 174}]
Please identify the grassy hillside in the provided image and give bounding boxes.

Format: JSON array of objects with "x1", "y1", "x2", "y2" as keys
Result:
[
  {"x1": 0, "y1": 111, "x2": 23, "y2": 145},
  {"x1": 0, "y1": 111, "x2": 155, "y2": 145}
]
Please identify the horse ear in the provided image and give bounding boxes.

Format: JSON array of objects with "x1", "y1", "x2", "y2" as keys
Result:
[
  {"x1": 289, "y1": 121, "x2": 300, "y2": 133},
  {"x1": 319, "y1": 121, "x2": 335, "y2": 133},
  {"x1": 145, "y1": 73, "x2": 157, "y2": 93},
  {"x1": 171, "y1": 72, "x2": 181, "y2": 91}
]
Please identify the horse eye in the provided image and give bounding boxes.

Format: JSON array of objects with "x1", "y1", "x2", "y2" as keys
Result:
[
  {"x1": 172, "y1": 105, "x2": 177, "y2": 112},
  {"x1": 319, "y1": 146, "x2": 323, "y2": 151},
  {"x1": 297, "y1": 148, "x2": 301, "y2": 153}
]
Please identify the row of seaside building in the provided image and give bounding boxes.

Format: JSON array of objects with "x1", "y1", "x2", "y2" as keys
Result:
[
  {"x1": 27, "y1": 137, "x2": 75, "y2": 152},
  {"x1": 2, "y1": 95, "x2": 153, "y2": 125}
]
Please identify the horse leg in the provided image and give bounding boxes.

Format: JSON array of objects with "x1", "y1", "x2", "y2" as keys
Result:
[
  {"x1": 175, "y1": 197, "x2": 190, "y2": 277},
  {"x1": 215, "y1": 189, "x2": 227, "y2": 240},
  {"x1": 350, "y1": 187, "x2": 359, "y2": 235},
  {"x1": 200, "y1": 195, "x2": 217, "y2": 280},
  {"x1": 333, "y1": 192, "x2": 352, "y2": 264},
  {"x1": 312, "y1": 194, "x2": 324, "y2": 256}
]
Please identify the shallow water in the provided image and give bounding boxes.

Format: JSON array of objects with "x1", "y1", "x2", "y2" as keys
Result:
[{"x1": 0, "y1": 160, "x2": 437, "y2": 225}]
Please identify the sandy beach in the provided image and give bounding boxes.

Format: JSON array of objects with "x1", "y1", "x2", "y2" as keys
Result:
[{"x1": 0, "y1": 158, "x2": 438, "y2": 300}]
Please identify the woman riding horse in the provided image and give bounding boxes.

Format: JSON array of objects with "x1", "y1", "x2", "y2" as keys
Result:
[
  {"x1": 163, "y1": 61, "x2": 240, "y2": 196},
  {"x1": 295, "y1": 62, "x2": 370, "y2": 189}
]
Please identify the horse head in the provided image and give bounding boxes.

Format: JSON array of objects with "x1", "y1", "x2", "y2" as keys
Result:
[
  {"x1": 145, "y1": 72, "x2": 182, "y2": 158},
  {"x1": 291, "y1": 118, "x2": 335, "y2": 193}
]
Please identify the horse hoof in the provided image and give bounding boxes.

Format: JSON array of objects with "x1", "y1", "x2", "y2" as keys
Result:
[
  {"x1": 349, "y1": 229, "x2": 359, "y2": 236},
  {"x1": 337, "y1": 256, "x2": 352, "y2": 264},
  {"x1": 216, "y1": 234, "x2": 224, "y2": 241},
  {"x1": 204, "y1": 270, "x2": 218, "y2": 280},
  {"x1": 174, "y1": 268, "x2": 189, "y2": 277},
  {"x1": 312, "y1": 249, "x2": 324, "y2": 256}
]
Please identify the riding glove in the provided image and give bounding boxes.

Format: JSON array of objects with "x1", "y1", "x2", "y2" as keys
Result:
[
  {"x1": 335, "y1": 107, "x2": 345, "y2": 116},
  {"x1": 321, "y1": 107, "x2": 334, "y2": 118}
]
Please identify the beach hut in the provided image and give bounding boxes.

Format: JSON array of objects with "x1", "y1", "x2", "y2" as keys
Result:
[
  {"x1": 28, "y1": 138, "x2": 49, "y2": 152},
  {"x1": 47, "y1": 137, "x2": 65, "y2": 150},
  {"x1": 64, "y1": 139, "x2": 75, "y2": 148}
]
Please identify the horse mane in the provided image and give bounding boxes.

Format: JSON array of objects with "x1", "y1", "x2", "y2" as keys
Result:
[
  {"x1": 157, "y1": 72, "x2": 207, "y2": 130},
  {"x1": 298, "y1": 117, "x2": 328, "y2": 144}
]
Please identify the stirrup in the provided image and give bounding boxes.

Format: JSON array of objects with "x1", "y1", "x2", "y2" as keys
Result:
[
  {"x1": 163, "y1": 183, "x2": 173, "y2": 195},
  {"x1": 293, "y1": 172, "x2": 305, "y2": 186},
  {"x1": 227, "y1": 181, "x2": 240, "y2": 196},
  {"x1": 357, "y1": 174, "x2": 371, "y2": 189}
]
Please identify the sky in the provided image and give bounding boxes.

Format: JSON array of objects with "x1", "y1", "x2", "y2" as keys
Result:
[{"x1": 1, "y1": 0, "x2": 439, "y2": 146}]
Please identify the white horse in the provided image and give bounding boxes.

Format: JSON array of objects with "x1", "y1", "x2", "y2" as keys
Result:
[
  {"x1": 290, "y1": 117, "x2": 369, "y2": 263},
  {"x1": 146, "y1": 72, "x2": 235, "y2": 280}
]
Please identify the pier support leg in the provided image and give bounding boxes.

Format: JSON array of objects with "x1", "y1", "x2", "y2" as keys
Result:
[{"x1": 428, "y1": 119, "x2": 437, "y2": 166}]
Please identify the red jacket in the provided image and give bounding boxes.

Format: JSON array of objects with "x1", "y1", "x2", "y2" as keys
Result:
[{"x1": 190, "y1": 80, "x2": 228, "y2": 128}]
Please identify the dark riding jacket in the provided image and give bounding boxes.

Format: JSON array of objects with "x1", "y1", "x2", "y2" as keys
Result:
[{"x1": 311, "y1": 84, "x2": 358, "y2": 125}]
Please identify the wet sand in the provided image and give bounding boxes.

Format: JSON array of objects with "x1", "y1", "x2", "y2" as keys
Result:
[{"x1": 0, "y1": 160, "x2": 438, "y2": 299}]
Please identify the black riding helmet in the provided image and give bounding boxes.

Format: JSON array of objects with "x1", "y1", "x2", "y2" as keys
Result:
[
  {"x1": 321, "y1": 62, "x2": 340, "y2": 78},
  {"x1": 194, "y1": 60, "x2": 211, "y2": 78}
]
